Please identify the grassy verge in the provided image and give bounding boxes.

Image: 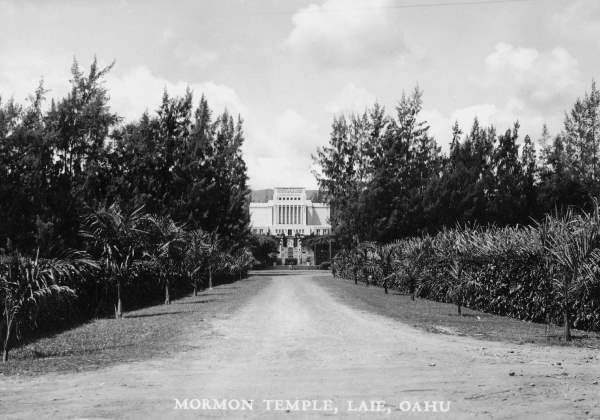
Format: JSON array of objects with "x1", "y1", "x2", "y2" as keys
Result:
[
  {"x1": 1, "y1": 275, "x2": 270, "y2": 376},
  {"x1": 317, "y1": 275, "x2": 600, "y2": 348}
]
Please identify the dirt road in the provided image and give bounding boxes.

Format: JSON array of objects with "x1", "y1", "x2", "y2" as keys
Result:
[{"x1": 1, "y1": 273, "x2": 599, "y2": 419}]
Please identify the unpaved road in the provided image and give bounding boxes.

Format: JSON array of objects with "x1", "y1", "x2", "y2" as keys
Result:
[{"x1": 1, "y1": 272, "x2": 599, "y2": 419}]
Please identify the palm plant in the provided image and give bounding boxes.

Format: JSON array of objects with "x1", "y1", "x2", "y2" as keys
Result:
[
  {"x1": 356, "y1": 242, "x2": 378, "y2": 287},
  {"x1": 183, "y1": 229, "x2": 210, "y2": 296},
  {"x1": 351, "y1": 247, "x2": 362, "y2": 284},
  {"x1": 0, "y1": 249, "x2": 97, "y2": 362},
  {"x1": 395, "y1": 237, "x2": 431, "y2": 300},
  {"x1": 536, "y1": 219, "x2": 561, "y2": 337},
  {"x1": 541, "y1": 202, "x2": 600, "y2": 341},
  {"x1": 145, "y1": 215, "x2": 185, "y2": 305},
  {"x1": 433, "y1": 227, "x2": 478, "y2": 315},
  {"x1": 209, "y1": 233, "x2": 224, "y2": 289},
  {"x1": 82, "y1": 204, "x2": 146, "y2": 319},
  {"x1": 228, "y1": 248, "x2": 254, "y2": 280},
  {"x1": 377, "y1": 242, "x2": 400, "y2": 294}
]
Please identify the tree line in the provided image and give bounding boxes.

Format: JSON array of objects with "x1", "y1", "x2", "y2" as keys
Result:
[
  {"x1": 314, "y1": 83, "x2": 600, "y2": 245},
  {"x1": 0, "y1": 58, "x2": 254, "y2": 362},
  {"x1": 318, "y1": 82, "x2": 600, "y2": 340}
]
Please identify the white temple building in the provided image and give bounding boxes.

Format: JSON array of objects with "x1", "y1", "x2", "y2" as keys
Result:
[
  {"x1": 249, "y1": 187, "x2": 331, "y2": 264},
  {"x1": 249, "y1": 187, "x2": 330, "y2": 236}
]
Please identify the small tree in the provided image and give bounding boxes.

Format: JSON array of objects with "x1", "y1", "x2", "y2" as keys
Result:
[
  {"x1": 183, "y1": 229, "x2": 210, "y2": 296},
  {"x1": 204, "y1": 232, "x2": 222, "y2": 290},
  {"x1": 395, "y1": 237, "x2": 431, "y2": 300},
  {"x1": 542, "y1": 202, "x2": 600, "y2": 341},
  {"x1": 0, "y1": 250, "x2": 96, "y2": 362},
  {"x1": 249, "y1": 234, "x2": 278, "y2": 267},
  {"x1": 145, "y1": 215, "x2": 185, "y2": 305},
  {"x1": 229, "y1": 248, "x2": 254, "y2": 280},
  {"x1": 434, "y1": 227, "x2": 477, "y2": 315},
  {"x1": 356, "y1": 242, "x2": 378, "y2": 287},
  {"x1": 82, "y1": 204, "x2": 146, "y2": 319},
  {"x1": 377, "y1": 243, "x2": 399, "y2": 294}
]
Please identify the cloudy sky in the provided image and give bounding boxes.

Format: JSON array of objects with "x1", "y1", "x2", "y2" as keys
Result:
[{"x1": 0, "y1": 0, "x2": 598, "y2": 188}]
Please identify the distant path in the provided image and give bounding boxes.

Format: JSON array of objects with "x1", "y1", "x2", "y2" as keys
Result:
[{"x1": 1, "y1": 273, "x2": 599, "y2": 419}]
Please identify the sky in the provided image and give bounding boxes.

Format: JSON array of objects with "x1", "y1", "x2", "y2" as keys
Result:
[{"x1": 1, "y1": 0, "x2": 599, "y2": 189}]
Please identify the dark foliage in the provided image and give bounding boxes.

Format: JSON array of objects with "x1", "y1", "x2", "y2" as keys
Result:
[{"x1": 0, "y1": 58, "x2": 254, "y2": 360}]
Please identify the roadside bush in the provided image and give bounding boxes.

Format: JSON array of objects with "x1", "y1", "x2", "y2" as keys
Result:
[
  {"x1": 334, "y1": 210, "x2": 600, "y2": 335},
  {"x1": 1, "y1": 206, "x2": 255, "y2": 362}
]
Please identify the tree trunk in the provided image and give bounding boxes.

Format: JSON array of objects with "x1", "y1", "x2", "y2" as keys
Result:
[
  {"x1": 193, "y1": 279, "x2": 198, "y2": 297},
  {"x1": 564, "y1": 276, "x2": 572, "y2": 341},
  {"x1": 457, "y1": 304, "x2": 462, "y2": 316},
  {"x1": 563, "y1": 309, "x2": 571, "y2": 341},
  {"x1": 384, "y1": 281, "x2": 388, "y2": 295},
  {"x1": 115, "y1": 280, "x2": 123, "y2": 319},
  {"x1": 2, "y1": 319, "x2": 11, "y2": 363},
  {"x1": 164, "y1": 279, "x2": 170, "y2": 305},
  {"x1": 209, "y1": 266, "x2": 213, "y2": 289}
]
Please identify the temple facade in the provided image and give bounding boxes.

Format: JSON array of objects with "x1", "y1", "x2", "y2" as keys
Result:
[{"x1": 249, "y1": 187, "x2": 331, "y2": 265}]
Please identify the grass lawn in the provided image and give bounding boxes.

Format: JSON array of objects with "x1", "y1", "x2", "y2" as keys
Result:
[
  {"x1": 0, "y1": 275, "x2": 270, "y2": 376},
  {"x1": 317, "y1": 275, "x2": 600, "y2": 348}
]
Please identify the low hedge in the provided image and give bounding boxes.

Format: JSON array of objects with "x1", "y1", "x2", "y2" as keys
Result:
[{"x1": 333, "y1": 223, "x2": 600, "y2": 332}]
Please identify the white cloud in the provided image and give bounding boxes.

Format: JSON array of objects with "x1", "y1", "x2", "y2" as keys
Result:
[
  {"x1": 243, "y1": 109, "x2": 321, "y2": 189},
  {"x1": 0, "y1": 48, "x2": 75, "y2": 103},
  {"x1": 106, "y1": 66, "x2": 246, "y2": 121},
  {"x1": 425, "y1": 99, "x2": 548, "y2": 150},
  {"x1": 173, "y1": 42, "x2": 219, "y2": 68},
  {"x1": 481, "y1": 42, "x2": 581, "y2": 106},
  {"x1": 285, "y1": 0, "x2": 408, "y2": 68},
  {"x1": 182, "y1": 49, "x2": 219, "y2": 68},
  {"x1": 326, "y1": 83, "x2": 377, "y2": 114},
  {"x1": 0, "y1": 50, "x2": 236, "y2": 120},
  {"x1": 450, "y1": 103, "x2": 502, "y2": 130},
  {"x1": 158, "y1": 28, "x2": 218, "y2": 68},
  {"x1": 420, "y1": 107, "x2": 453, "y2": 151},
  {"x1": 246, "y1": 156, "x2": 317, "y2": 189}
]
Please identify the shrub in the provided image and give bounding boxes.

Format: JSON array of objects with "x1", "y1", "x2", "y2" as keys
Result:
[{"x1": 335, "y1": 217, "x2": 600, "y2": 333}]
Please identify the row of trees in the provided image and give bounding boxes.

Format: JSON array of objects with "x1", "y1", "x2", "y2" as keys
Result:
[
  {"x1": 0, "y1": 58, "x2": 255, "y2": 362},
  {"x1": 0, "y1": 58, "x2": 251, "y2": 254},
  {"x1": 315, "y1": 83, "x2": 600, "y2": 245},
  {"x1": 333, "y1": 200, "x2": 600, "y2": 341},
  {"x1": 1, "y1": 207, "x2": 254, "y2": 362}
]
